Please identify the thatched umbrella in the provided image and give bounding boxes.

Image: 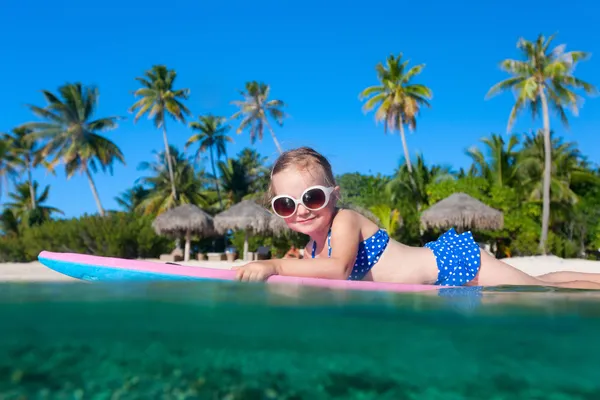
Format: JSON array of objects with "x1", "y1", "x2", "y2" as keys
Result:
[
  {"x1": 152, "y1": 204, "x2": 215, "y2": 261},
  {"x1": 214, "y1": 200, "x2": 285, "y2": 260},
  {"x1": 420, "y1": 192, "x2": 503, "y2": 232},
  {"x1": 269, "y1": 215, "x2": 290, "y2": 235}
]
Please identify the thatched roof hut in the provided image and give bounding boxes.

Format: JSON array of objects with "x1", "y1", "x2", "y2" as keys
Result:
[
  {"x1": 152, "y1": 204, "x2": 215, "y2": 261},
  {"x1": 214, "y1": 200, "x2": 284, "y2": 234},
  {"x1": 420, "y1": 192, "x2": 503, "y2": 231},
  {"x1": 214, "y1": 200, "x2": 287, "y2": 260},
  {"x1": 269, "y1": 214, "x2": 290, "y2": 234}
]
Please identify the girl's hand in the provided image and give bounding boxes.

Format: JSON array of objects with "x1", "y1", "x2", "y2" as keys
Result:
[{"x1": 231, "y1": 262, "x2": 278, "y2": 282}]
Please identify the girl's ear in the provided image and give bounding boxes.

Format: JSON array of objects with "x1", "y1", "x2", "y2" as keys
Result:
[{"x1": 333, "y1": 185, "x2": 341, "y2": 203}]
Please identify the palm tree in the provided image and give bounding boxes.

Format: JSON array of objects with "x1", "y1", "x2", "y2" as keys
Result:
[
  {"x1": 387, "y1": 154, "x2": 452, "y2": 208},
  {"x1": 465, "y1": 133, "x2": 521, "y2": 189},
  {"x1": 520, "y1": 130, "x2": 596, "y2": 207},
  {"x1": 3, "y1": 126, "x2": 45, "y2": 209},
  {"x1": 186, "y1": 114, "x2": 233, "y2": 210},
  {"x1": 236, "y1": 148, "x2": 270, "y2": 192},
  {"x1": 24, "y1": 83, "x2": 125, "y2": 217},
  {"x1": 0, "y1": 137, "x2": 18, "y2": 199},
  {"x1": 136, "y1": 146, "x2": 209, "y2": 215},
  {"x1": 217, "y1": 158, "x2": 251, "y2": 205},
  {"x1": 231, "y1": 81, "x2": 286, "y2": 154},
  {"x1": 115, "y1": 185, "x2": 151, "y2": 213},
  {"x1": 0, "y1": 209, "x2": 20, "y2": 237},
  {"x1": 5, "y1": 181, "x2": 63, "y2": 225},
  {"x1": 359, "y1": 53, "x2": 433, "y2": 173},
  {"x1": 130, "y1": 65, "x2": 191, "y2": 201},
  {"x1": 520, "y1": 131, "x2": 599, "y2": 247},
  {"x1": 486, "y1": 33, "x2": 597, "y2": 253}
]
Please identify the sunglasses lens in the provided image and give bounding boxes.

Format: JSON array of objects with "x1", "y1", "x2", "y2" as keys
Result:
[
  {"x1": 302, "y1": 188, "x2": 327, "y2": 210},
  {"x1": 273, "y1": 197, "x2": 296, "y2": 217}
]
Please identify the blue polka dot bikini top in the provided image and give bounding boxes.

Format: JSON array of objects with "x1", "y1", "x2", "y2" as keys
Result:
[{"x1": 311, "y1": 228, "x2": 390, "y2": 281}]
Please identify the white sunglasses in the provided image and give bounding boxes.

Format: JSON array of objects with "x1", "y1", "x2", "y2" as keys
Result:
[{"x1": 271, "y1": 185, "x2": 335, "y2": 218}]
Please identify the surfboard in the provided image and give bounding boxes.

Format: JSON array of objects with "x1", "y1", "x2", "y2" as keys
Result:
[{"x1": 37, "y1": 251, "x2": 441, "y2": 293}]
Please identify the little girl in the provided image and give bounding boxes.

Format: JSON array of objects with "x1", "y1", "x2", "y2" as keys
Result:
[{"x1": 233, "y1": 147, "x2": 600, "y2": 289}]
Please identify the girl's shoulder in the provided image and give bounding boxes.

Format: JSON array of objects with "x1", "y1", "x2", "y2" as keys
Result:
[
  {"x1": 331, "y1": 208, "x2": 359, "y2": 224},
  {"x1": 331, "y1": 208, "x2": 376, "y2": 232}
]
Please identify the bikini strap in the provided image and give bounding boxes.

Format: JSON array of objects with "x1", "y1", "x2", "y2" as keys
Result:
[{"x1": 311, "y1": 229, "x2": 333, "y2": 259}]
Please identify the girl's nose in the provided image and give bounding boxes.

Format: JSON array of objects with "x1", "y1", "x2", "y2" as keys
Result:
[{"x1": 296, "y1": 203, "x2": 311, "y2": 216}]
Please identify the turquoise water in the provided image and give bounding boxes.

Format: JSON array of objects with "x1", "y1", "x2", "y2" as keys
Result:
[{"x1": 1, "y1": 282, "x2": 600, "y2": 399}]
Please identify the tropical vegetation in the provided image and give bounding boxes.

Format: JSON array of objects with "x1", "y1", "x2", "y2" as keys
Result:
[
  {"x1": 486, "y1": 33, "x2": 597, "y2": 254},
  {"x1": 359, "y1": 53, "x2": 433, "y2": 174},
  {"x1": 0, "y1": 33, "x2": 597, "y2": 263},
  {"x1": 130, "y1": 65, "x2": 191, "y2": 201}
]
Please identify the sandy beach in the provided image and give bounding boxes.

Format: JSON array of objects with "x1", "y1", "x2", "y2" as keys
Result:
[{"x1": 1, "y1": 255, "x2": 600, "y2": 283}]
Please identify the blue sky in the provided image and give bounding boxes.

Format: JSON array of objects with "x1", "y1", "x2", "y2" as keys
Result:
[{"x1": 2, "y1": 0, "x2": 599, "y2": 218}]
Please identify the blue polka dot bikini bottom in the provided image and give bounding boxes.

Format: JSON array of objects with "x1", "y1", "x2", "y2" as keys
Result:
[
  {"x1": 311, "y1": 229, "x2": 390, "y2": 281},
  {"x1": 424, "y1": 228, "x2": 482, "y2": 286}
]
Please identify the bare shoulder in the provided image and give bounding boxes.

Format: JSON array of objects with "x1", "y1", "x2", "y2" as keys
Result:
[
  {"x1": 331, "y1": 209, "x2": 362, "y2": 230},
  {"x1": 331, "y1": 209, "x2": 378, "y2": 238}
]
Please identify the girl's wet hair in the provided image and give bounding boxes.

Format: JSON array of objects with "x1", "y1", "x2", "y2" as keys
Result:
[{"x1": 268, "y1": 147, "x2": 336, "y2": 198}]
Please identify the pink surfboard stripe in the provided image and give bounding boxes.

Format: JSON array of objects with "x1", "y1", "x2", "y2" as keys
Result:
[{"x1": 38, "y1": 251, "x2": 441, "y2": 293}]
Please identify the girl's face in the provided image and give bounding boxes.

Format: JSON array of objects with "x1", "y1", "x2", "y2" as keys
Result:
[{"x1": 270, "y1": 165, "x2": 339, "y2": 236}]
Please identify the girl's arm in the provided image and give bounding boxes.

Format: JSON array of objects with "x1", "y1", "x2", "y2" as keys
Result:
[
  {"x1": 234, "y1": 211, "x2": 362, "y2": 281},
  {"x1": 273, "y1": 211, "x2": 362, "y2": 279}
]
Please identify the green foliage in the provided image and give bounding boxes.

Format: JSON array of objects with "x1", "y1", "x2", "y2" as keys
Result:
[
  {"x1": 0, "y1": 235, "x2": 26, "y2": 262},
  {"x1": 218, "y1": 158, "x2": 251, "y2": 204},
  {"x1": 394, "y1": 204, "x2": 424, "y2": 246},
  {"x1": 5, "y1": 180, "x2": 63, "y2": 225},
  {"x1": 487, "y1": 186, "x2": 542, "y2": 257},
  {"x1": 547, "y1": 232, "x2": 581, "y2": 259},
  {"x1": 369, "y1": 204, "x2": 401, "y2": 237},
  {"x1": 0, "y1": 212, "x2": 170, "y2": 262},
  {"x1": 135, "y1": 146, "x2": 211, "y2": 215},
  {"x1": 229, "y1": 231, "x2": 265, "y2": 254},
  {"x1": 425, "y1": 177, "x2": 490, "y2": 206},
  {"x1": 237, "y1": 148, "x2": 270, "y2": 194},
  {"x1": 337, "y1": 173, "x2": 390, "y2": 209},
  {"x1": 487, "y1": 33, "x2": 597, "y2": 253},
  {"x1": 592, "y1": 226, "x2": 600, "y2": 252},
  {"x1": 425, "y1": 177, "x2": 543, "y2": 257}
]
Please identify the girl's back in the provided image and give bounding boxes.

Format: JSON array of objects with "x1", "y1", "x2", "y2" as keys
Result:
[{"x1": 326, "y1": 209, "x2": 438, "y2": 284}]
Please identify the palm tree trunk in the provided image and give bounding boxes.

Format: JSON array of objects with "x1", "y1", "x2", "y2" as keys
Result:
[
  {"x1": 26, "y1": 157, "x2": 36, "y2": 209},
  {"x1": 84, "y1": 167, "x2": 105, "y2": 217},
  {"x1": 162, "y1": 122, "x2": 178, "y2": 201},
  {"x1": 398, "y1": 119, "x2": 419, "y2": 210},
  {"x1": 265, "y1": 120, "x2": 283, "y2": 154},
  {"x1": 210, "y1": 146, "x2": 224, "y2": 210},
  {"x1": 539, "y1": 88, "x2": 552, "y2": 255},
  {"x1": 399, "y1": 122, "x2": 413, "y2": 173}
]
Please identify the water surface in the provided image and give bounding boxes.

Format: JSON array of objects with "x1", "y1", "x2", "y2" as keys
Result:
[{"x1": 1, "y1": 282, "x2": 599, "y2": 399}]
